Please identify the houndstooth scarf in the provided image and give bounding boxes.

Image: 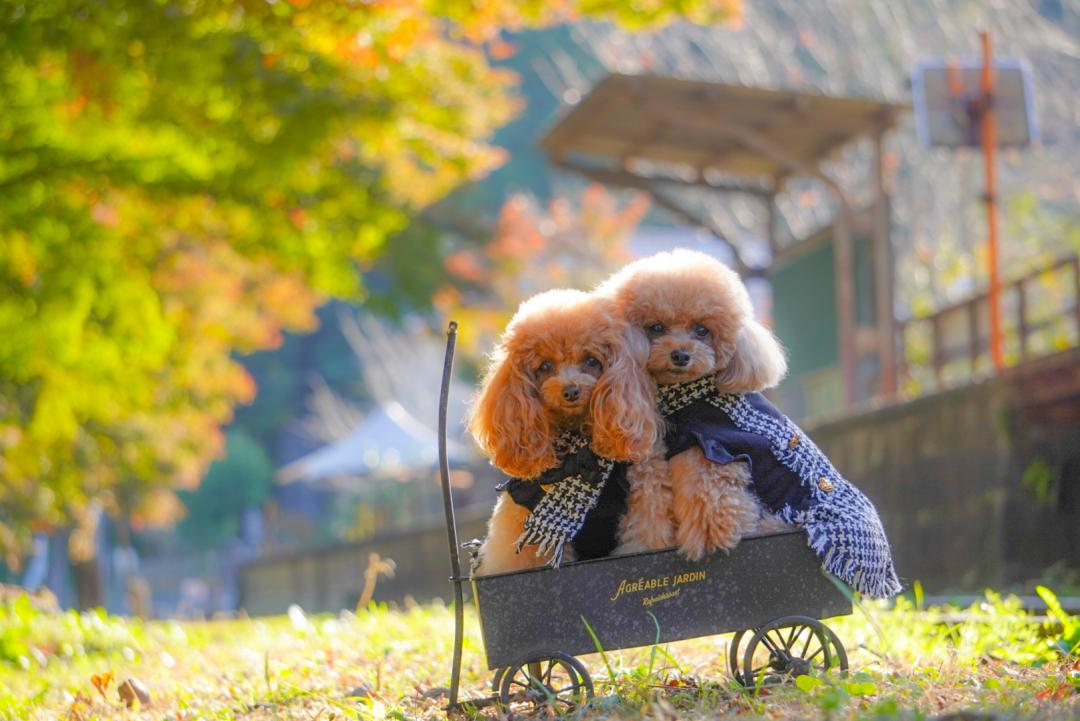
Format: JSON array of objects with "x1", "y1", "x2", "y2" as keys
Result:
[
  {"x1": 505, "y1": 431, "x2": 616, "y2": 568},
  {"x1": 657, "y1": 376, "x2": 902, "y2": 599},
  {"x1": 656, "y1": 375, "x2": 717, "y2": 416}
]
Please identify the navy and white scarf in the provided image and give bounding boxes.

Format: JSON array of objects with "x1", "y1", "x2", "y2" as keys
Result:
[{"x1": 658, "y1": 376, "x2": 902, "y2": 599}]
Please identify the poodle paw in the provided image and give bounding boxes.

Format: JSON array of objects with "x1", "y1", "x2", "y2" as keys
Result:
[
  {"x1": 702, "y1": 525, "x2": 743, "y2": 555},
  {"x1": 674, "y1": 529, "x2": 708, "y2": 561}
]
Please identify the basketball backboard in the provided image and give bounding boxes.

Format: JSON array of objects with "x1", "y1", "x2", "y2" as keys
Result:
[{"x1": 911, "y1": 59, "x2": 1037, "y2": 149}]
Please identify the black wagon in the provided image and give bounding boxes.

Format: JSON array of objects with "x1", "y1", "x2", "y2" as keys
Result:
[{"x1": 437, "y1": 322, "x2": 852, "y2": 714}]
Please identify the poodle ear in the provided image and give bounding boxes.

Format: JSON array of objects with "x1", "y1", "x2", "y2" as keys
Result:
[
  {"x1": 589, "y1": 325, "x2": 659, "y2": 463},
  {"x1": 468, "y1": 352, "x2": 555, "y2": 479},
  {"x1": 714, "y1": 319, "x2": 787, "y2": 393}
]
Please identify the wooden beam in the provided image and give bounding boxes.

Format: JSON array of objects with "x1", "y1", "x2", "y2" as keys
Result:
[
  {"x1": 559, "y1": 161, "x2": 772, "y2": 198},
  {"x1": 1016, "y1": 280, "x2": 1028, "y2": 362},
  {"x1": 872, "y1": 128, "x2": 897, "y2": 398},
  {"x1": 1072, "y1": 256, "x2": 1080, "y2": 344},
  {"x1": 619, "y1": 119, "x2": 668, "y2": 170},
  {"x1": 765, "y1": 192, "x2": 779, "y2": 256},
  {"x1": 833, "y1": 200, "x2": 859, "y2": 408}
]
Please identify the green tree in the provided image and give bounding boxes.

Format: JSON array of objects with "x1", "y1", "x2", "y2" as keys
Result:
[{"x1": 177, "y1": 430, "x2": 273, "y2": 550}]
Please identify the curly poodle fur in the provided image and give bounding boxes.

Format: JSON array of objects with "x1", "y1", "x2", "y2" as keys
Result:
[
  {"x1": 598, "y1": 249, "x2": 789, "y2": 560},
  {"x1": 469, "y1": 288, "x2": 659, "y2": 574}
]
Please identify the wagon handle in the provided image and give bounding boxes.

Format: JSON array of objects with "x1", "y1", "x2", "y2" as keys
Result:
[{"x1": 437, "y1": 320, "x2": 465, "y2": 711}]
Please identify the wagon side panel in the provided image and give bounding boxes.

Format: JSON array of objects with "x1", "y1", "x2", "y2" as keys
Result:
[{"x1": 473, "y1": 531, "x2": 850, "y2": 669}]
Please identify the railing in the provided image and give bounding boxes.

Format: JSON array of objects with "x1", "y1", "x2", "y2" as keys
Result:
[{"x1": 897, "y1": 255, "x2": 1080, "y2": 394}]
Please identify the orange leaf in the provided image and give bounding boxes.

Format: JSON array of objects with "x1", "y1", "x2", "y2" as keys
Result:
[{"x1": 91, "y1": 670, "x2": 114, "y2": 700}]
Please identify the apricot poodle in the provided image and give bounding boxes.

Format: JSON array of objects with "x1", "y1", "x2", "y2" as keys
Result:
[
  {"x1": 598, "y1": 249, "x2": 789, "y2": 560},
  {"x1": 468, "y1": 289, "x2": 658, "y2": 574}
]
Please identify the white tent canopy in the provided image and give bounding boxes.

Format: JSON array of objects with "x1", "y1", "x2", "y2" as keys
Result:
[
  {"x1": 276, "y1": 313, "x2": 477, "y2": 485},
  {"x1": 276, "y1": 398, "x2": 472, "y2": 484}
]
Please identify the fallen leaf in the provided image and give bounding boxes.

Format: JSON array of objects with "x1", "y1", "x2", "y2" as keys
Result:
[
  {"x1": 345, "y1": 684, "x2": 373, "y2": 700},
  {"x1": 421, "y1": 686, "x2": 450, "y2": 699},
  {"x1": 91, "y1": 670, "x2": 114, "y2": 700}
]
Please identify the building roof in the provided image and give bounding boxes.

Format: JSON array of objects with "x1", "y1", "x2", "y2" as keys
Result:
[{"x1": 541, "y1": 73, "x2": 905, "y2": 192}]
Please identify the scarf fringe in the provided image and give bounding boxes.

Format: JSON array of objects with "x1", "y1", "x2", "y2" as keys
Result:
[
  {"x1": 510, "y1": 441, "x2": 614, "y2": 569},
  {"x1": 807, "y1": 521, "x2": 902, "y2": 599}
]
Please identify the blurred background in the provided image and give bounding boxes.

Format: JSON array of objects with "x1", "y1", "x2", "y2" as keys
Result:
[{"x1": 1, "y1": 0, "x2": 1077, "y2": 618}]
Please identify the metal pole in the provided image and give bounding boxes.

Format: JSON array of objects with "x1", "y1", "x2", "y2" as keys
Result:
[
  {"x1": 980, "y1": 30, "x2": 1005, "y2": 371},
  {"x1": 437, "y1": 321, "x2": 464, "y2": 713}
]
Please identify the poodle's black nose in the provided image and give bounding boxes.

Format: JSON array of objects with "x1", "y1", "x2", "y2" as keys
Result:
[
  {"x1": 562, "y1": 385, "x2": 580, "y2": 402},
  {"x1": 670, "y1": 349, "x2": 691, "y2": 367}
]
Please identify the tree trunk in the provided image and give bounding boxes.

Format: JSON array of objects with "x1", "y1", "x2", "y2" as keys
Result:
[
  {"x1": 71, "y1": 555, "x2": 105, "y2": 609},
  {"x1": 69, "y1": 502, "x2": 105, "y2": 610},
  {"x1": 114, "y1": 514, "x2": 152, "y2": 618}
]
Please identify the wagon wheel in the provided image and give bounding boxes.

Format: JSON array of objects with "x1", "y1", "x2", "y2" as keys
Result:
[
  {"x1": 728, "y1": 629, "x2": 754, "y2": 684},
  {"x1": 741, "y1": 616, "x2": 847, "y2": 689},
  {"x1": 498, "y1": 651, "x2": 593, "y2": 712}
]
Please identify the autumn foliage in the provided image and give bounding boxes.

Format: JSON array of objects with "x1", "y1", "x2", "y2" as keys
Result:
[{"x1": 438, "y1": 186, "x2": 650, "y2": 354}]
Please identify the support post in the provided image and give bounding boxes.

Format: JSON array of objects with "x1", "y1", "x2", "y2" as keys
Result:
[
  {"x1": 1016, "y1": 279, "x2": 1028, "y2": 361},
  {"x1": 980, "y1": 30, "x2": 1005, "y2": 371},
  {"x1": 765, "y1": 191, "x2": 779, "y2": 257},
  {"x1": 872, "y1": 127, "x2": 897, "y2": 398},
  {"x1": 968, "y1": 300, "x2": 980, "y2": 375},
  {"x1": 1072, "y1": 256, "x2": 1080, "y2": 344},
  {"x1": 834, "y1": 198, "x2": 859, "y2": 409},
  {"x1": 931, "y1": 314, "x2": 944, "y2": 389}
]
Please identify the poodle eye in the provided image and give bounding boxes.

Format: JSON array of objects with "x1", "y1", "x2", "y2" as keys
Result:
[
  {"x1": 584, "y1": 356, "x2": 602, "y2": 370},
  {"x1": 537, "y1": 360, "x2": 553, "y2": 374},
  {"x1": 646, "y1": 322, "x2": 666, "y2": 337},
  {"x1": 694, "y1": 325, "x2": 711, "y2": 338}
]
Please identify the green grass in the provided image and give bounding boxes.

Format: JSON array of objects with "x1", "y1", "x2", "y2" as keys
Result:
[{"x1": 1, "y1": 587, "x2": 1077, "y2": 721}]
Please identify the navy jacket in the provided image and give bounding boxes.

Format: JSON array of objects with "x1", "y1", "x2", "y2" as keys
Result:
[
  {"x1": 664, "y1": 391, "x2": 816, "y2": 515},
  {"x1": 658, "y1": 379, "x2": 901, "y2": 598}
]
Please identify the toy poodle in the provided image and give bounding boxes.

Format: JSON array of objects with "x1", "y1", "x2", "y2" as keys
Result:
[
  {"x1": 599, "y1": 249, "x2": 786, "y2": 560},
  {"x1": 601, "y1": 250, "x2": 901, "y2": 598},
  {"x1": 468, "y1": 288, "x2": 659, "y2": 575}
]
